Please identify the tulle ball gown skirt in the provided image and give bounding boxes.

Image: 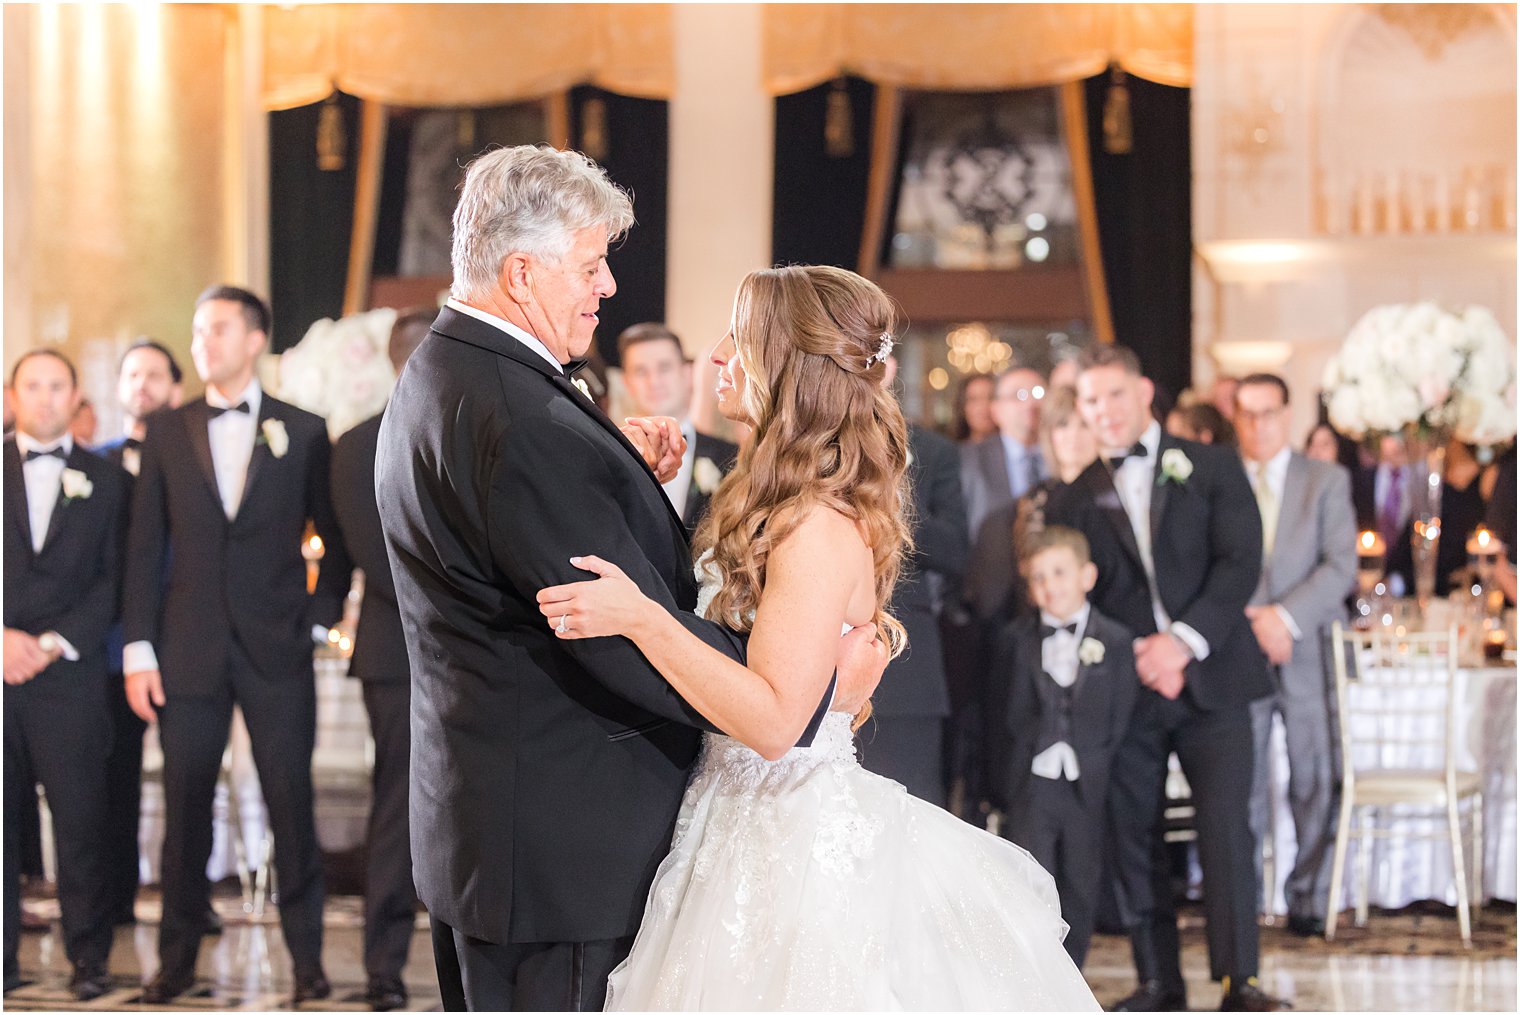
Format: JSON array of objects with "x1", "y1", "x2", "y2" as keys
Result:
[{"x1": 605, "y1": 714, "x2": 1101, "y2": 1011}]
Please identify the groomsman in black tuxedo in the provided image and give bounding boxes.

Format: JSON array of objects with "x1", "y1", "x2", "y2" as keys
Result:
[
  {"x1": 1048, "y1": 344, "x2": 1285, "y2": 1012},
  {"x1": 4, "y1": 349, "x2": 127, "y2": 1000},
  {"x1": 95, "y1": 338, "x2": 184, "y2": 926},
  {"x1": 122, "y1": 286, "x2": 350, "y2": 1005},
  {"x1": 617, "y1": 323, "x2": 739, "y2": 536},
  {"x1": 858, "y1": 354, "x2": 967, "y2": 806},
  {"x1": 329, "y1": 307, "x2": 432, "y2": 1012}
]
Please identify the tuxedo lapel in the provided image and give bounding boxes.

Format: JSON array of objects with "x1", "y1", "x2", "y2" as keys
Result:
[
  {"x1": 550, "y1": 373, "x2": 691, "y2": 542},
  {"x1": 4, "y1": 441, "x2": 33, "y2": 558},
  {"x1": 37, "y1": 447, "x2": 90, "y2": 556},
  {"x1": 1150, "y1": 435, "x2": 1174, "y2": 548},
  {"x1": 183, "y1": 401, "x2": 223, "y2": 511},
  {"x1": 237, "y1": 400, "x2": 277, "y2": 519},
  {"x1": 1088, "y1": 462, "x2": 1145, "y2": 573}
]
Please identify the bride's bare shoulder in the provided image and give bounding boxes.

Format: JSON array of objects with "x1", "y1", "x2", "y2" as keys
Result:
[{"x1": 769, "y1": 503, "x2": 870, "y2": 568}]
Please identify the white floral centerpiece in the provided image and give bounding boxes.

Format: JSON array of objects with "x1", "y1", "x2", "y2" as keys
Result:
[
  {"x1": 1322, "y1": 302, "x2": 1516, "y2": 603},
  {"x1": 277, "y1": 307, "x2": 399, "y2": 440},
  {"x1": 1322, "y1": 302, "x2": 1516, "y2": 447}
]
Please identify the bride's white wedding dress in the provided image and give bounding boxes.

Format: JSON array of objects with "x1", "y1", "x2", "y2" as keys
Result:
[{"x1": 604, "y1": 565, "x2": 1100, "y2": 1011}]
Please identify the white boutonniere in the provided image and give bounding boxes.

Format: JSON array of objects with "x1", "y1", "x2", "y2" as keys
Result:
[
  {"x1": 693, "y1": 456, "x2": 722, "y2": 495},
  {"x1": 1158, "y1": 448, "x2": 1193, "y2": 486},
  {"x1": 60, "y1": 467, "x2": 93, "y2": 503},
  {"x1": 572, "y1": 377, "x2": 592, "y2": 400},
  {"x1": 258, "y1": 418, "x2": 289, "y2": 458},
  {"x1": 1078, "y1": 637, "x2": 1105, "y2": 666}
]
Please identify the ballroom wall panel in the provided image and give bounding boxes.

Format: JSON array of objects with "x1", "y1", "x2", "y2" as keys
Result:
[{"x1": 5, "y1": 4, "x2": 232, "y2": 433}]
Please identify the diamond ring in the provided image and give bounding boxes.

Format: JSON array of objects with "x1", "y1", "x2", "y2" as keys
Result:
[{"x1": 556, "y1": 615, "x2": 568, "y2": 634}]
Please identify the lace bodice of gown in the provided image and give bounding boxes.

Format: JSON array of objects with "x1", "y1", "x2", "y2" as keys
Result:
[{"x1": 691, "y1": 552, "x2": 858, "y2": 771}]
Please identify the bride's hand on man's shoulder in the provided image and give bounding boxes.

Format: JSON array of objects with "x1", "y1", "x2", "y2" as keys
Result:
[
  {"x1": 619, "y1": 416, "x2": 687, "y2": 483},
  {"x1": 832, "y1": 623, "x2": 887, "y2": 716},
  {"x1": 537, "y1": 555, "x2": 654, "y2": 640}
]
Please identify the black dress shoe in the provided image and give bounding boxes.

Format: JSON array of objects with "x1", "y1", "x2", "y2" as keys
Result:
[
  {"x1": 141, "y1": 970, "x2": 194, "y2": 1004},
  {"x1": 1284, "y1": 914, "x2": 1324, "y2": 938},
  {"x1": 202, "y1": 907, "x2": 223, "y2": 935},
  {"x1": 365, "y1": 975, "x2": 408, "y2": 1011},
  {"x1": 293, "y1": 972, "x2": 332, "y2": 1004},
  {"x1": 1220, "y1": 978, "x2": 1291, "y2": 1012},
  {"x1": 1112, "y1": 980, "x2": 1188, "y2": 1011},
  {"x1": 69, "y1": 963, "x2": 112, "y2": 1002}
]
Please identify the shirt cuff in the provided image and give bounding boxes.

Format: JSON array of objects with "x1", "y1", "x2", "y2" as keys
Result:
[
  {"x1": 1273, "y1": 604, "x2": 1304, "y2": 641},
  {"x1": 123, "y1": 640, "x2": 159, "y2": 674},
  {"x1": 313, "y1": 625, "x2": 332, "y2": 646},
  {"x1": 42, "y1": 632, "x2": 80, "y2": 662},
  {"x1": 1170, "y1": 622, "x2": 1210, "y2": 662}
]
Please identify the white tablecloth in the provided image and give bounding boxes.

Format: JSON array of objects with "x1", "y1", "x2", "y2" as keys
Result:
[{"x1": 1264, "y1": 664, "x2": 1517, "y2": 912}]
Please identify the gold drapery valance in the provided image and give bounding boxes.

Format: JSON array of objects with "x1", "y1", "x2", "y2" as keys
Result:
[
  {"x1": 263, "y1": 4, "x2": 673, "y2": 111},
  {"x1": 763, "y1": 3, "x2": 1192, "y2": 96}
]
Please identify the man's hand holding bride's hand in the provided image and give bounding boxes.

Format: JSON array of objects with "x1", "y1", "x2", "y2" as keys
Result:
[
  {"x1": 618, "y1": 416, "x2": 687, "y2": 483},
  {"x1": 537, "y1": 555, "x2": 656, "y2": 640},
  {"x1": 833, "y1": 623, "x2": 888, "y2": 716}
]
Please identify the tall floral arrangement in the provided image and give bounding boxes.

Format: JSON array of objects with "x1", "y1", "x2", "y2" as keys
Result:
[
  {"x1": 277, "y1": 307, "x2": 399, "y2": 440},
  {"x1": 1322, "y1": 302, "x2": 1516, "y2": 447}
]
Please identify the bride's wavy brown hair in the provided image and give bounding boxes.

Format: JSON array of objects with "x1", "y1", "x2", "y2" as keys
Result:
[{"x1": 694, "y1": 266, "x2": 914, "y2": 716}]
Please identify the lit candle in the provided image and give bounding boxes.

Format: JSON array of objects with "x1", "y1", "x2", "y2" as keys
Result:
[
  {"x1": 1466, "y1": 527, "x2": 1499, "y2": 558},
  {"x1": 1358, "y1": 530, "x2": 1387, "y2": 558}
]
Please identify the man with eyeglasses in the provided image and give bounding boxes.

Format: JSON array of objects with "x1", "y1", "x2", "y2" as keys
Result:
[
  {"x1": 1235, "y1": 373, "x2": 1356, "y2": 939},
  {"x1": 960, "y1": 367, "x2": 1048, "y2": 545}
]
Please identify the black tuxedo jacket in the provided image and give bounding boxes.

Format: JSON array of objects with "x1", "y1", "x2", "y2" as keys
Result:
[
  {"x1": 121, "y1": 395, "x2": 348, "y2": 693},
  {"x1": 681, "y1": 430, "x2": 738, "y2": 536},
  {"x1": 330, "y1": 412, "x2": 407, "y2": 685},
  {"x1": 376, "y1": 307, "x2": 829, "y2": 946},
  {"x1": 877, "y1": 423, "x2": 967, "y2": 718},
  {"x1": 1047, "y1": 434, "x2": 1270, "y2": 711},
  {"x1": 3, "y1": 440, "x2": 127, "y2": 697},
  {"x1": 989, "y1": 608, "x2": 1136, "y2": 816}
]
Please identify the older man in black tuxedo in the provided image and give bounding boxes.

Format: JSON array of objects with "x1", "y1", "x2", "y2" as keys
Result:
[
  {"x1": 376, "y1": 145, "x2": 881, "y2": 1012},
  {"x1": 4, "y1": 349, "x2": 127, "y2": 1000},
  {"x1": 329, "y1": 307, "x2": 432, "y2": 1012},
  {"x1": 123, "y1": 286, "x2": 350, "y2": 1005},
  {"x1": 1049, "y1": 344, "x2": 1285, "y2": 1012}
]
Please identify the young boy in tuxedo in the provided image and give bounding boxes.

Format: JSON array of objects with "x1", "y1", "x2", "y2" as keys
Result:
[{"x1": 990, "y1": 525, "x2": 1136, "y2": 967}]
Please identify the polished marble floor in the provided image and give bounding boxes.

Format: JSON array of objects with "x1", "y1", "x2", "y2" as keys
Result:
[{"x1": 6, "y1": 896, "x2": 1516, "y2": 1011}]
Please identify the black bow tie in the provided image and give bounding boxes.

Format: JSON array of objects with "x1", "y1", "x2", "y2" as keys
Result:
[
  {"x1": 24, "y1": 446, "x2": 67, "y2": 463},
  {"x1": 1040, "y1": 621, "x2": 1079, "y2": 639},
  {"x1": 208, "y1": 401, "x2": 250, "y2": 418},
  {"x1": 1107, "y1": 441, "x2": 1148, "y2": 464}
]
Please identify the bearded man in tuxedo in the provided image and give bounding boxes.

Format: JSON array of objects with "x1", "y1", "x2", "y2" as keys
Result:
[
  {"x1": 123, "y1": 286, "x2": 349, "y2": 1005},
  {"x1": 95, "y1": 338, "x2": 185, "y2": 928},
  {"x1": 1048, "y1": 344, "x2": 1286, "y2": 1012},
  {"x1": 375, "y1": 145, "x2": 882, "y2": 1011}
]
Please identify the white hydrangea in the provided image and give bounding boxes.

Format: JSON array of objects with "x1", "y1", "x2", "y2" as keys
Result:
[
  {"x1": 277, "y1": 307, "x2": 399, "y2": 440},
  {"x1": 1323, "y1": 302, "x2": 1516, "y2": 446}
]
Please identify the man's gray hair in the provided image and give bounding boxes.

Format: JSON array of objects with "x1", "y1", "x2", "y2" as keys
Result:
[{"x1": 450, "y1": 145, "x2": 635, "y2": 301}]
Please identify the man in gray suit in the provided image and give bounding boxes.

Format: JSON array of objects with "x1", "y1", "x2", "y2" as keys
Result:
[
  {"x1": 960, "y1": 367, "x2": 1047, "y2": 544},
  {"x1": 1235, "y1": 373, "x2": 1357, "y2": 937}
]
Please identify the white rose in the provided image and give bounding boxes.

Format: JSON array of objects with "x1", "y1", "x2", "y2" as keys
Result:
[
  {"x1": 60, "y1": 467, "x2": 93, "y2": 501},
  {"x1": 1078, "y1": 637, "x2": 1105, "y2": 666},
  {"x1": 261, "y1": 418, "x2": 290, "y2": 458},
  {"x1": 693, "y1": 457, "x2": 723, "y2": 495},
  {"x1": 1159, "y1": 448, "x2": 1193, "y2": 485},
  {"x1": 1327, "y1": 386, "x2": 1365, "y2": 438}
]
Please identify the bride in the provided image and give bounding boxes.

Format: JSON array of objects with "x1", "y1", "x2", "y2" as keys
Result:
[{"x1": 537, "y1": 264, "x2": 1099, "y2": 1011}]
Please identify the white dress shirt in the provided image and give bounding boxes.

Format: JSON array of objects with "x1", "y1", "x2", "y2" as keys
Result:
[
  {"x1": 14, "y1": 431, "x2": 81, "y2": 660},
  {"x1": 1244, "y1": 446, "x2": 1303, "y2": 641},
  {"x1": 1031, "y1": 602, "x2": 1091, "y2": 781},
  {"x1": 661, "y1": 419, "x2": 697, "y2": 520},
  {"x1": 1000, "y1": 434, "x2": 1045, "y2": 501},
  {"x1": 446, "y1": 299, "x2": 564, "y2": 375},
  {"x1": 207, "y1": 379, "x2": 262, "y2": 519},
  {"x1": 1106, "y1": 420, "x2": 1210, "y2": 661}
]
